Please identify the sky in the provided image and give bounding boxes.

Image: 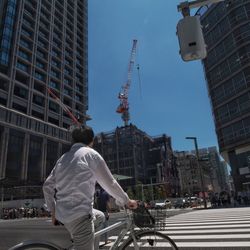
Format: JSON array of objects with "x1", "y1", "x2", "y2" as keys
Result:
[{"x1": 87, "y1": 0, "x2": 218, "y2": 152}]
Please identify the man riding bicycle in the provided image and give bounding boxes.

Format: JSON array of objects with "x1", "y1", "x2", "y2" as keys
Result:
[{"x1": 43, "y1": 125, "x2": 137, "y2": 250}]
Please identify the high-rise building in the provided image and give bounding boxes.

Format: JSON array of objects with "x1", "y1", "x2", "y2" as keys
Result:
[
  {"x1": 200, "y1": 0, "x2": 250, "y2": 194},
  {"x1": 0, "y1": 0, "x2": 88, "y2": 187}
]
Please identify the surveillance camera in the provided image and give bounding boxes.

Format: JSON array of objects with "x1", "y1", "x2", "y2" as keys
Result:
[{"x1": 176, "y1": 15, "x2": 207, "y2": 62}]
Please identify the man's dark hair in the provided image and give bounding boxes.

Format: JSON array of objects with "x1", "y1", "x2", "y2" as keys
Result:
[{"x1": 71, "y1": 125, "x2": 94, "y2": 145}]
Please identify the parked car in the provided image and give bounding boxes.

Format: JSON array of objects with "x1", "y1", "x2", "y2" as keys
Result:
[{"x1": 173, "y1": 198, "x2": 189, "y2": 208}]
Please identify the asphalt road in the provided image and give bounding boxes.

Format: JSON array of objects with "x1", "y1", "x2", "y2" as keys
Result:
[{"x1": 0, "y1": 208, "x2": 192, "y2": 250}]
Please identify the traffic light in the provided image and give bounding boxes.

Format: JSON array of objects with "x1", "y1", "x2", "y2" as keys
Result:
[{"x1": 176, "y1": 15, "x2": 207, "y2": 62}]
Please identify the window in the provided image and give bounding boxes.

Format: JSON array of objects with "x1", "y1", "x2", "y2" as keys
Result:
[
  {"x1": 228, "y1": 99, "x2": 240, "y2": 117},
  {"x1": 76, "y1": 84, "x2": 83, "y2": 92},
  {"x1": 16, "y1": 61, "x2": 29, "y2": 72},
  {"x1": 22, "y1": 17, "x2": 33, "y2": 28},
  {"x1": 51, "y1": 49, "x2": 60, "y2": 58},
  {"x1": 232, "y1": 72, "x2": 246, "y2": 91},
  {"x1": 238, "y1": 93, "x2": 250, "y2": 112},
  {"x1": 18, "y1": 50, "x2": 31, "y2": 61},
  {"x1": 49, "y1": 80, "x2": 59, "y2": 90},
  {"x1": 51, "y1": 60, "x2": 60, "y2": 67},
  {"x1": 20, "y1": 39, "x2": 31, "y2": 49},
  {"x1": 75, "y1": 94, "x2": 82, "y2": 102},
  {"x1": 32, "y1": 110, "x2": 44, "y2": 120},
  {"x1": 12, "y1": 103, "x2": 27, "y2": 113},
  {"x1": 33, "y1": 94, "x2": 44, "y2": 106},
  {"x1": 217, "y1": 105, "x2": 229, "y2": 122},
  {"x1": 36, "y1": 60, "x2": 45, "y2": 69},
  {"x1": 50, "y1": 70, "x2": 60, "y2": 79},
  {"x1": 36, "y1": 49, "x2": 46, "y2": 59},
  {"x1": 49, "y1": 101, "x2": 59, "y2": 112},
  {"x1": 64, "y1": 88, "x2": 71, "y2": 96},
  {"x1": 37, "y1": 39, "x2": 47, "y2": 49},
  {"x1": 21, "y1": 27, "x2": 33, "y2": 38},
  {"x1": 14, "y1": 85, "x2": 28, "y2": 99},
  {"x1": 35, "y1": 71, "x2": 45, "y2": 82}
]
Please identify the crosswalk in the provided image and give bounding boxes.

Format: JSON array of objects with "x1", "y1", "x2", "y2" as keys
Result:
[{"x1": 101, "y1": 207, "x2": 250, "y2": 249}]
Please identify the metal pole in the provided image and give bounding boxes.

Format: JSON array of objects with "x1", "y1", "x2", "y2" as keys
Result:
[
  {"x1": 186, "y1": 137, "x2": 207, "y2": 209},
  {"x1": 141, "y1": 184, "x2": 144, "y2": 201},
  {"x1": 1, "y1": 186, "x2": 3, "y2": 219},
  {"x1": 150, "y1": 177, "x2": 154, "y2": 202}
]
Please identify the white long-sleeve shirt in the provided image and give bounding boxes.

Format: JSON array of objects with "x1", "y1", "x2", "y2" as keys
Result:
[{"x1": 43, "y1": 143, "x2": 129, "y2": 223}]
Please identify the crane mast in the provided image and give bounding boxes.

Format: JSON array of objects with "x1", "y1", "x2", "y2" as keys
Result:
[{"x1": 116, "y1": 39, "x2": 138, "y2": 126}]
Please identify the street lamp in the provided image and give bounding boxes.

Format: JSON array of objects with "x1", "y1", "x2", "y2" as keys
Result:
[{"x1": 185, "y1": 137, "x2": 207, "y2": 209}]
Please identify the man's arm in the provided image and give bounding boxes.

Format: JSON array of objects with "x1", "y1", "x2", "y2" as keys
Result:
[{"x1": 43, "y1": 167, "x2": 56, "y2": 213}]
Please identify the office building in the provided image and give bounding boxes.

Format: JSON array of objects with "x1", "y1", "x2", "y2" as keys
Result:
[
  {"x1": 0, "y1": 0, "x2": 88, "y2": 187},
  {"x1": 201, "y1": 0, "x2": 250, "y2": 194},
  {"x1": 94, "y1": 124, "x2": 180, "y2": 198}
]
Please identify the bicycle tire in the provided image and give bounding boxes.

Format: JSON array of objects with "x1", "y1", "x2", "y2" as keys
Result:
[
  {"x1": 9, "y1": 242, "x2": 60, "y2": 250},
  {"x1": 120, "y1": 230, "x2": 178, "y2": 250}
]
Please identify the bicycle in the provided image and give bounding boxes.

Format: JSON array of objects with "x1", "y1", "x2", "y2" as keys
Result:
[{"x1": 9, "y1": 203, "x2": 178, "y2": 250}]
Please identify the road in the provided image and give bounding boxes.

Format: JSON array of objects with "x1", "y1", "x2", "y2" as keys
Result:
[
  {"x1": 0, "y1": 208, "x2": 190, "y2": 250},
  {"x1": 103, "y1": 206, "x2": 250, "y2": 249},
  {"x1": 2, "y1": 207, "x2": 249, "y2": 249}
]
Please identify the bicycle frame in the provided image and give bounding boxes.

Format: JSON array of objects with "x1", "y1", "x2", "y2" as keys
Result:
[{"x1": 95, "y1": 209, "x2": 136, "y2": 250}]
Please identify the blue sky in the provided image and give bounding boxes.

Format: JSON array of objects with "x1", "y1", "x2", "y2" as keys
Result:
[{"x1": 87, "y1": 0, "x2": 218, "y2": 152}]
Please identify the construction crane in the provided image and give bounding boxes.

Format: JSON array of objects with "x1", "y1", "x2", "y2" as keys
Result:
[{"x1": 116, "y1": 39, "x2": 138, "y2": 126}]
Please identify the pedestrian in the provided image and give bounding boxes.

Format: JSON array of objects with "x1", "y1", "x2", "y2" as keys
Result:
[
  {"x1": 96, "y1": 187, "x2": 111, "y2": 246},
  {"x1": 43, "y1": 125, "x2": 137, "y2": 250}
]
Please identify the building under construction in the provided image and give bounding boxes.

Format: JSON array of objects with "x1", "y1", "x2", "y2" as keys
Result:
[{"x1": 94, "y1": 124, "x2": 180, "y2": 198}]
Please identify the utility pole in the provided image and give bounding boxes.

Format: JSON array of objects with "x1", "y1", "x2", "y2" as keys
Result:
[{"x1": 186, "y1": 137, "x2": 207, "y2": 208}]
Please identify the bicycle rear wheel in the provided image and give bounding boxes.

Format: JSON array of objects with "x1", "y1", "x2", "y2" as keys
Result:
[
  {"x1": 120, "y1": 230, "x2": 178, "y2": 250},
  {"x1": 9, "y1": 241, "x2": 60, "y2": 250}
]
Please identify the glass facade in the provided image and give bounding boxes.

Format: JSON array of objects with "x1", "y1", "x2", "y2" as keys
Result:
[
  {"x1": 0, "y1": 0, "x2": 88, "y2": 188},
  {"x1": 201, "y1": 0, "x2": 250, "y2": 193},
  {"x1": 0, "y1": 0, "x2": 16, "y2": 67}
]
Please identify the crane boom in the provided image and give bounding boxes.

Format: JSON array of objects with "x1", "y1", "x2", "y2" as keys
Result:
[
  {"x1": 116, "y1": 39, "x2": 138, "y2": 126},
  {"x1": 46, "y1": 86, "x2": 81, "y2": 127}
]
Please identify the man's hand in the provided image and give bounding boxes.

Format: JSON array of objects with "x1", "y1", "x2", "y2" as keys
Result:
[{"x1": 127, "y1": 199, "x2": 138, "y2": 209}]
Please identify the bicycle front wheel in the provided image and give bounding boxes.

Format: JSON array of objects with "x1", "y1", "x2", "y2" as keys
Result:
[
  {"x1": 120, "y1": 230, "x2": 178, "y2": 250},
  {"x1": 9, "y1": 241, "x2": 60, "y2": 250}
]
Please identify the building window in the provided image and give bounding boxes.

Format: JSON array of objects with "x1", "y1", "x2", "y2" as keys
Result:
[
  {"x1": 49, "y1": 101, "x2": 59, "y2": 112},
  {"x1": 34, "y1": 71, "x2": 46, "y2": 82},
  {"x1": 18, "y1": 49, "x2": 31, "y2": 61},
  {"x1": 20, "y1": 38, "x2": 31, "y2": 50},
  {"x1": 14, "y1": 85, "x2": 28, "y2": 99},
  {"x1": 50, "y1": 69, "x2": 60, "y2": 79},
  {"x1": 36, "y1": 60, "x2": 46, "y2": 70},
  {"x1": 21, "y1": 27, "x2": 33, "y2": 38},
  {"x1": 51, "y1": 59, "x2": 60, "y2": 67},
  {"x1": 75, "y1": 94, "x2": 82, "y2": 102},
  {"x1": 64, "y1": 88, "x2": 71, "y2": 96},
  {"x1": 33, "y1": 94, "x2": 44, "y2": 106},
  {"x1": 49, "y1": 80, "x2": 59, "y2": 90},
  {"x1": 32, "y1": 110, "x2": 44, "y2": 120},
  {"x1": 16, "y1": 61, "x2": 29, "y2": 72},
  {"x1": 36, "y1": 49, "x2": 46, "y2": 59},
  {"x1": 37, "y1": 39, "x2": 47, "y2": 49},
  {"x1": 12, "y1": 102, "x2": 27, "y2": 113}
]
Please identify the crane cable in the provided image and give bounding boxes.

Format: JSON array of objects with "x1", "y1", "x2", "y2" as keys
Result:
[{"x1": 136, "y1": 64, "x2": 142, "y2": 99}]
